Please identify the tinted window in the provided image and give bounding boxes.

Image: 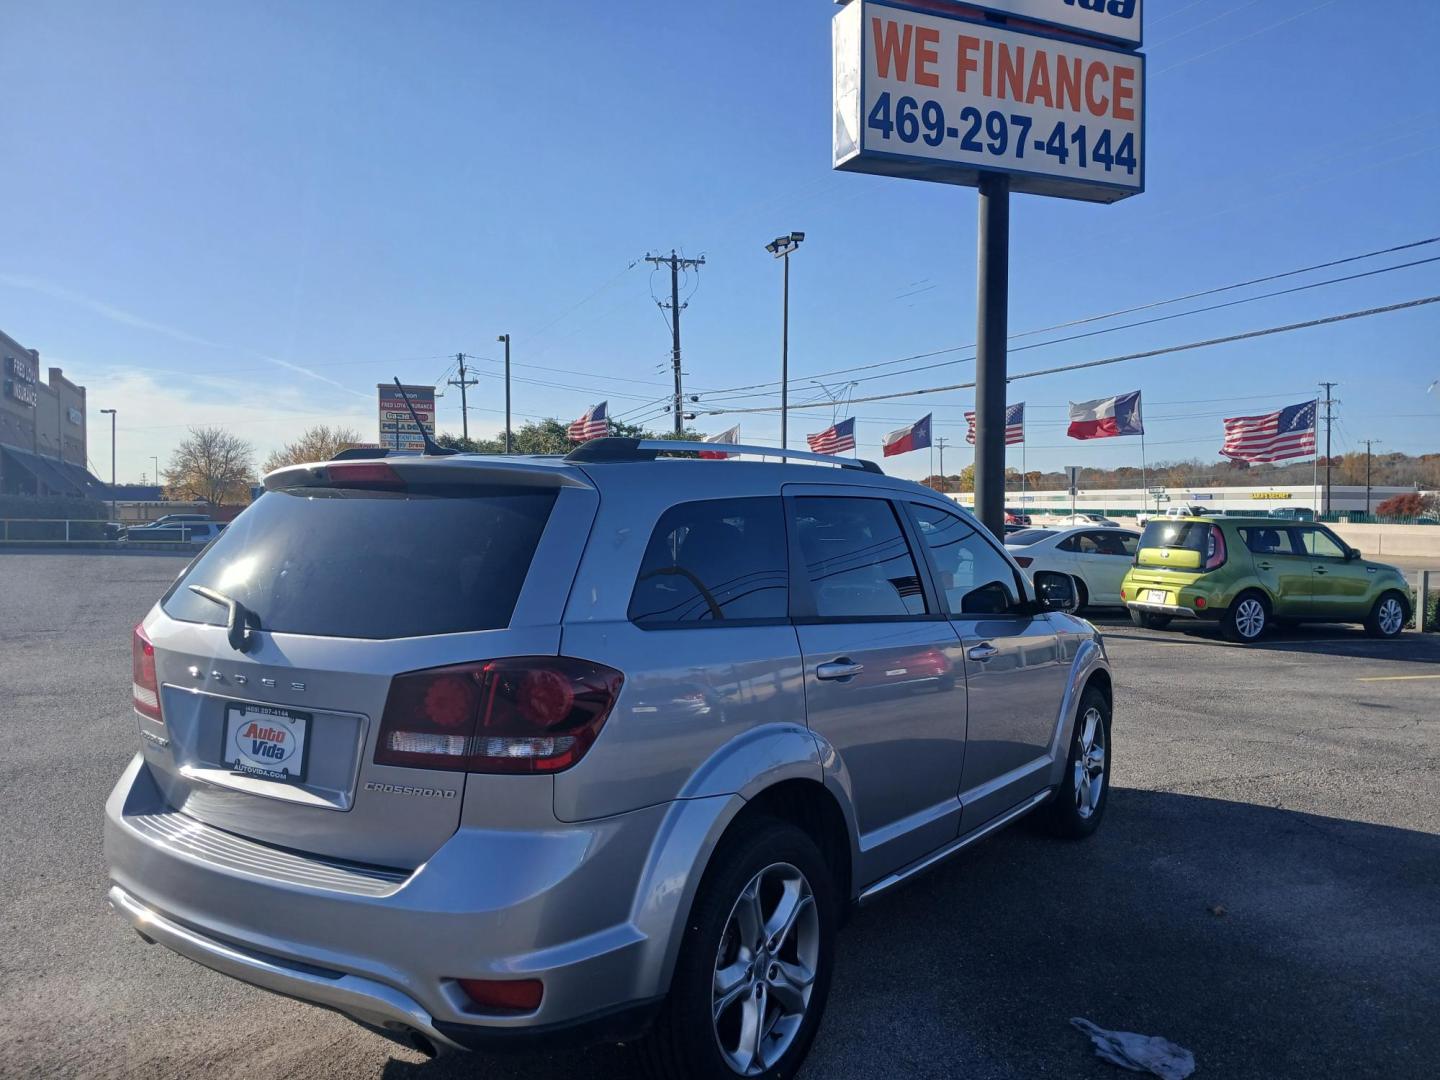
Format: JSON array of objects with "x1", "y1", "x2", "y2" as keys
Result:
[
  {"x1": 629, "y1": 498, "x2": 789, "y2": 625},
  {"x1": 793, "y1": 497, "x2": 927, "y2": 618},
  {"x1": 1298, "y1": 526, "x2": 1347, "y2": 559},
  {"x1": 1007, "y1": 528, "x2": 1056, "y2": 546},
  {"x1": 907, "y1": 503, "x2": 1020, "y2": 616},
  {"x1": 1075, "y1": 530, "x2": 1134, "y2": 556},
  {"x1": 1239, "y1": 526, "x2": 1303, "y2": 555},
  {"x1": 162, "y1": 486, "x2": 556, "y2": 639},
  {"x1": 1140, "y1": 521, "x2": 1211, "y2": 553}
]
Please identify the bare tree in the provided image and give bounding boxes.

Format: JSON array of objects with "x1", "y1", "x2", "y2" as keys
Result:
[
  {"x1": 163, "y1": 427, "x2": 257, "y2": 506},
  {"x1": 262, "y1": 425, "x2": 364, "y2": 473}
]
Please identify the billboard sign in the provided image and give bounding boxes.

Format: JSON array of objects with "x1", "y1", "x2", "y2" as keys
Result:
[
  {"x1": 377, "y1": 384, "x2": 436, "y2": 452},
  {"x1": 834, "y1": 0, "x2": 1144, "y2": 202},
  {"x1": 836, "y1": 0, "x2": 1143, "y2": 50}
]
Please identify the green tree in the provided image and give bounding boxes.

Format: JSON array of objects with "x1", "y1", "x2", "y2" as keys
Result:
[{"x1": 163, "y1": 426, "x2": 256, "y2": 506}]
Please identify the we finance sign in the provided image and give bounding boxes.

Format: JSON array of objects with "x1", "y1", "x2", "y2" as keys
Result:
[{"x1": 833, "y1": 0, "x2": 1145, "y2": 202}]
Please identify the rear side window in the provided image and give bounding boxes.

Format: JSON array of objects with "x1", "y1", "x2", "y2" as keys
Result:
[
  {"x1": 1239, "y1": 526, "x2": 1303, "y2": 555},
  {"x1": 793, "y1": 497, "x2": 928, "y2": 618},
  {"x1": 162, "y1": 486, "x2": 557, "y2": 639},
  {"x1": 1007, "y1": 528, "x2": 1056, "y2": 546},
  {"x1": 629, "y1": 498, "x2": 789, "y2": 625}
]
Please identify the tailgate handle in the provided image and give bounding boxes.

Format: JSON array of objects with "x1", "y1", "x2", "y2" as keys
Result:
[{"x1": 816, "y1": 659, "x2": 864, "y2": 681}]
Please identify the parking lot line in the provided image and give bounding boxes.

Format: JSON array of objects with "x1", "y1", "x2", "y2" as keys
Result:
[{"x1": 1355, "y1": 674, "x2": 1440, "y2": 682}]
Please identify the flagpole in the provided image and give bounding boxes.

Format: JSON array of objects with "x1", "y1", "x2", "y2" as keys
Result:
[
  {"x1": 1140, "y1": 427, "x2": 1149, "y2": 516},
  {"x1": 1021, "y1": 411, "x2": 1027, "y2": 511}
]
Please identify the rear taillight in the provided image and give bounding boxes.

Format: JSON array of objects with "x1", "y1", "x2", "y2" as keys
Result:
[
  {"x1": 375, "y1": 657, "x2": 623, "y2": 774},
  {"x1": 131, "y1": 623, "x2": 162, "y2": 722},
  {"x1": 1014, "y1": 556, "x2": 1034, "y2": 568},
  {"x1": 1204, "y1": 525, "x2": 1228, "y2": 571}
]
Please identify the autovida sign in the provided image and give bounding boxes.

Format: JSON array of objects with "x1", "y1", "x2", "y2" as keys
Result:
[
  {"x1": 833, "y1": 0, "x2": 1145, "y2": 203},
  {"x1": 377, "y1": 384, "x2": 436, "y2": 451}
]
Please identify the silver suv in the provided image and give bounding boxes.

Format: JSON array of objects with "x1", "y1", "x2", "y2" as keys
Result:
[{"x1": 105, "y1": 438, "x2": 1113, "y2": 1079}]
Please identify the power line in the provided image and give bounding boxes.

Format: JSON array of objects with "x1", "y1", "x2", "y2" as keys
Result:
[
  {"x1": 695, "y1": 235, "x2": 1440, "y2": 399},
  {"x1": 701, "y1": 294, "x2": 1440, "y2": 415}
]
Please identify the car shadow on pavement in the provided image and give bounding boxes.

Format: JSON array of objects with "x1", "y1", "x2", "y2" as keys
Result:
[
  {"x1": 1090, "y1": 613, "x2": 1440, "y2": 663},
  {"x1": 377, "y1": 789, "x2": 1440, "y2": 1080}
]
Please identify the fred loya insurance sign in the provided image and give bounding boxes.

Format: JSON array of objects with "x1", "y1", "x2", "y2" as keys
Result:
[{"x1": 834, "y1": 0, "x2": 1145, "y2": 203}]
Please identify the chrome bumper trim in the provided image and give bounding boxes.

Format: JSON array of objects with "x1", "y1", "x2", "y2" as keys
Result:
[
  {"x1": 106, "y1": 884, "x2": 465, "y2": 1054},
  {"x1": 1126, "y1": 601, "x2": 1201, "y2": 619}
]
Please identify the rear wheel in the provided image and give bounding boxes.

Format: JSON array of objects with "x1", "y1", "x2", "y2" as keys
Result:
[
  {"x1": 636, "y1": 819, "x2": 838, "y2": 1080},
  {"x1": 1130, "y1": 609, "x2": 1172, "y2": 631},
  {"x1": 1222, "y1": 590, "x2": 1269, "y2": 643},
  {"x1": 1364, "y1": 591, "x2": 1408, "y2": 639},
  {"x1": 1037, "y1": 684, "x2": 1111, "y2": 839}
]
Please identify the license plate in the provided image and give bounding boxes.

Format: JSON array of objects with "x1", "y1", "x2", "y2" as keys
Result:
[
  {"x1": 223, "y1": 703, "x2": 311, "y2": 783},
  {"x1": 1146, "y1": 589, "x2": 1169, "y2": 605}
]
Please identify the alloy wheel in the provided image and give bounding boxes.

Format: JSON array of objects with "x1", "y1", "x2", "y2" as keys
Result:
[
  {"x1": 1235, "y1": 598, "x2": 1266, "y2": 640},
  {"x1": 1379, "y1": 597, "x2": 1405, "y2": 636},
  {"x1": 1073, "y1": 706, "x2": 1107, "y2": 819},
  {"x1": 712, "y1": 862, "x2": 819, "y2": 1076}
]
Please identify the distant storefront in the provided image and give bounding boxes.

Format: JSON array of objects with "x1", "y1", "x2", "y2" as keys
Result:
[{"x1": 0, "y1": 327, "x2": 105, "y2": 498}]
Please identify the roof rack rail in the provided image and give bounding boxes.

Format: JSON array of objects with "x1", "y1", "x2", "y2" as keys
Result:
[{"x1": 564, "y1": 437, "x2": 884, "y2": 474}]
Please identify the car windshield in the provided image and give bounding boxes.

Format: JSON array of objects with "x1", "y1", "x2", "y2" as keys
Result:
[
  {"x1": 1006, "y1": 528, "x2": 1056, "y2": 546},
  {"x1": 161, "y1": 485, "x2": 557, "y2": 639}
]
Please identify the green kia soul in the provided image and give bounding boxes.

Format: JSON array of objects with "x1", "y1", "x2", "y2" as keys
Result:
[{"x1": 1120, "y1": 516, "x2": 1412, "y2": 643}]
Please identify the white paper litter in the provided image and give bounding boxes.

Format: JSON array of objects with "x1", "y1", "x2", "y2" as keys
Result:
[{"x1": 1071, "y1": 1017, "x2": 1196, "y2": 1080}]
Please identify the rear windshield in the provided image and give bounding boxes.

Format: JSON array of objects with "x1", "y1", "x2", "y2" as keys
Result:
[
  {"x1": 1006, "y1": 528, "x2": 1056, "y2": 546},
  {"x1": 1139, "y1": 521, "x2": 1212, "y2": 553},
  {"x1": 162, "y1": 485, "x2": 557, "y2": 639}
]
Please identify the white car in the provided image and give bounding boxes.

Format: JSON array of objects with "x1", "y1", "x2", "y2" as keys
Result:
[
  {"x1": 1048, "y1": 513, "x2": 1121, "y2": 528},
  {"x1": 1005, "y1": 526, "x2": 1141, "y2": 610}
]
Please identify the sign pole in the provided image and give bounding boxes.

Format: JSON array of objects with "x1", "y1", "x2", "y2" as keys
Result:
[{"x1": 973, "y1": 172, "x2": 1010, "y2": 539}]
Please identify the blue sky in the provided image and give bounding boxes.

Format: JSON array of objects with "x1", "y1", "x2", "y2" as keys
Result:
[{"x1": 2, "y1": 0, "x2": 1437, "y2": 484}]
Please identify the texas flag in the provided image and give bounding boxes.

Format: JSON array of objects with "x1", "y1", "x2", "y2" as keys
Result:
[
  {"x1": 882, "y1": 414, "x2": 932, "y2": 457},
  {"x1": 1067, "y1": 391, "x2": 1144, "y2": 440},
  {"x1": 698, "y1": 425, "x2": 740, "y2": 459}
]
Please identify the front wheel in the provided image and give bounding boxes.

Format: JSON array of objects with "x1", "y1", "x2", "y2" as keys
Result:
[
  {"x1": 1037, "y1": 684, "x2": 1111, "y2": 839},
  {"x1": 636, "y1": 819, "x2": 838, "y2": 1080},
  {"x1": 1222, "y1": 591, "x2": 1270, "y2": 643},
  {"x1": 1365, "y1": 591, "x2": 1408, "y2": 639}
]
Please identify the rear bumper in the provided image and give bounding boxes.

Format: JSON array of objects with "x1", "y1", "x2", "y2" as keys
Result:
[
  {"x1": 1126, "y1": 600, "x2": 1204, "y2": 620},
  {"x1": 104, "y1": 754, "x2": 720, "y2": 1049}
]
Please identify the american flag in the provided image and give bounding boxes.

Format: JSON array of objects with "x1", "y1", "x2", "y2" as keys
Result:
[
  {"x1": 567, "y1": 402, "x2": 610, "y2": 442},
  {"x1": 1220, "y1": 400, "x2": 1317, "y2": 463},
  {"x1": 965, "y1": 403, "x2": 1025, "y2": 446},
  {"x1": 807, "y1": 416, "x2": 856, "y2": 455}
]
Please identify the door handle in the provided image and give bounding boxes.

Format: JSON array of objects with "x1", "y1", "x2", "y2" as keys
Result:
[
  {"x1": 816, "y1": 659, "x2": 864, "y2": 681},
  {"x1": 967, "y1": 643, "x2": 1000, "y2": 662},
  {"x1": 1314, "y1": 568, "x2": 1328, "y2": 576},
  {"x1": 1256, "y1": 561, "x2": 1272, "y2": 570}
]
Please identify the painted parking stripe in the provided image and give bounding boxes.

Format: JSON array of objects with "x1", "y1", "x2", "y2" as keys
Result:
[{"x1": 1355, "y1": 674, "x2": 1440, "y2": 682}]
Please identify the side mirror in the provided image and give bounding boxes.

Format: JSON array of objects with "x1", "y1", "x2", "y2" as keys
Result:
[
  {"x1": 1032, "y1": 570, "x2": 1078, "y2": 613},
  {"x1": 1346, "y1": 547, "x2": 1362, "y2": 561}
]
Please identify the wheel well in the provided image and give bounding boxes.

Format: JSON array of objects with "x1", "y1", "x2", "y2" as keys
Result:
[
  {"x1": 737, "y1": 779, "x2": 853, "y2": 904},
  {"x1": 1083, "y1": 667, "x2": 1112, "y2": 710}
]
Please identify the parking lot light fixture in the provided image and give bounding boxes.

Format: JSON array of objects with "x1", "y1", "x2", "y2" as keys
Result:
[
  {"x1": 100, "y1": 408, "x2": 117, "y2": 519},
  {"x1": 765, "y1": 232, "x2": 804, "y2": 449}
]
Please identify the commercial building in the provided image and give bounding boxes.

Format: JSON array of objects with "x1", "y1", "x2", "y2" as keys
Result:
[
  {"x1": 0, "y1": 326, "x2": 105, "y2": 498},
  {"x1": 952, "y1": 484, "x2": 1430, "y2": 518}
]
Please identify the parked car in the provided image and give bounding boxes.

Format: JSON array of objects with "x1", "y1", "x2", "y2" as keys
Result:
[
  {"x1": 1007, "y1": 526, "x2": 1141, "y2": 610},
  {"x1": 1121, "y1": 516, "x2": 1412, "y2": 643},
  {"x1": 1004, "y1": 509, "x2": 1032, "y2": 526},
  {"x1": 1266, "y1": 506, "x2": 1315, "y2": 521},
  {"x1": 1135, "y1": 503, "x2": 1212, "y2": 528},
  {"x1": 120, "y1": 521, "x2": 225, "y2": 548},
  {"x1": 104, "y1": 439, "x2": 1112, "y2": 1078},
  {"x1": 144, "y1": 513, "x2": 214, "y2": 528},
  {"x1": 1049, "y1": 513, "x2": 1121, "y2": 528}
]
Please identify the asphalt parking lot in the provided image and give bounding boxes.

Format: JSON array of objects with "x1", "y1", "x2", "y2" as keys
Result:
[{"x1": 1, "y1": 551, "x2": 1437, "y2": 1080}]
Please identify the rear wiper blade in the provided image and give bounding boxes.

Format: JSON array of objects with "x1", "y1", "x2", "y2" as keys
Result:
[{"x1": 188, "y1": 585, "x2": 261, "y2": 654}]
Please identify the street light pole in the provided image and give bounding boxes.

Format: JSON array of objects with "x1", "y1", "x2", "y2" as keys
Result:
[
  {"x1": 497, "y1": 334, "x2": 512, "y2": 454},
  {"x1": 100, "y1": 408, "x2": 117, "y2": 520},
  {"x1": 766, "y1": 232, "x2": 805, "y2": 449},
  {"x1": 152, "y1": 456, "x2": 160, "y2": 488}
]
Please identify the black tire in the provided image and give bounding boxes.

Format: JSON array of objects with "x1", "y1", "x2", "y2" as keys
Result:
[
  {"x1": 1071, "y1": 576, "x2": 1090, "y2": 613},
  {"x1": 1364, "y1": 590, "x2": 1409, "y2": 639},
  {"x1": 1130, "y1": 609, "x2": 1172, "y2": 631},
  {"x1": 636, "y1": 818, "x2": 839, "y2": 1080},
  {"x1": 1221, "y1": 590, "x2": 1270, "y2": 644},
  {"x1": 1036, "y1": 684, "x2": 1111, "y2": 839}
]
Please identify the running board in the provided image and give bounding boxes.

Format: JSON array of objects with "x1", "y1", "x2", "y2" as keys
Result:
[{"x1": 855, "y1": 789, "x2": 1052, "y2": 906}]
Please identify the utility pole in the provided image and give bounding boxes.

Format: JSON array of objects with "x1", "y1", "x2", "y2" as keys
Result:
[
  {"x1": 645, "y1": 250, "x2": 706, "y2": 435},
  {"x1": 99, "y1": 408, "x2": 117, "y2": 520},
  {"x1": 447, "y1": 353, "x2": 478, "y2": 441},
  {"x1": 936, "y1": 436, "x2": 949, "y2": 490},
  {"x1": 496, "y1": 334, "x2": 512, "y2": 453},
  {"x1": 1319, "y1": 381, "x2": 1338, "y2": 517},
  {"x1": 1363, "y1": 439, "x2": 1381, "y2": 517}
]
